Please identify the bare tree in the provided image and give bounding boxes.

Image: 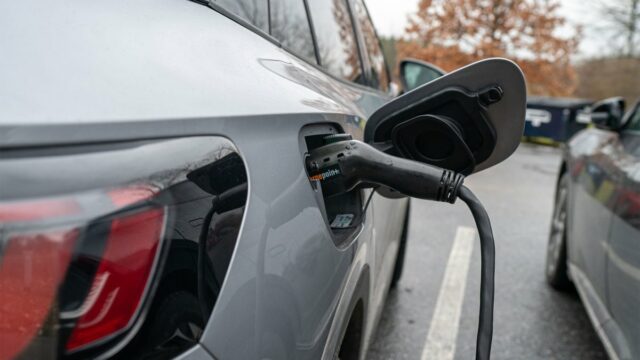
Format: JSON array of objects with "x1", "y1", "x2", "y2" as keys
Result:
[{"x1": 597, "y1": 0, "x2": 640, "y2": 57}]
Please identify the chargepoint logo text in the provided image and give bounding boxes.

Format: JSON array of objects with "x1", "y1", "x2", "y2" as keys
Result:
[{"x1": 310, "y1": 168, "x2": 341, "y2": 182}]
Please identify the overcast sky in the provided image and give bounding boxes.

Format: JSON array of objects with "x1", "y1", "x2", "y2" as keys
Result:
[{"x1": 365, "y1": 0, "x2": 609, "y2": 58}]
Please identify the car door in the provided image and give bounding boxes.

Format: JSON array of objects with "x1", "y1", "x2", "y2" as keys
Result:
[
  {"x1": 606, "y1": 103, "x2": 640, "y2": 359},
  {"x1": 348, "y1": 0, "x2": 406, "y2": 305},
  {"x1": 566, "y1": 129, "x2": 619, "y2": 311},
  {"x1": 303, "y1": 0, "x2": 408, "y2": 351}
]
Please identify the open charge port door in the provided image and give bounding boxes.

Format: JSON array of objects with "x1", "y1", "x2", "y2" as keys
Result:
[{"x1": 300, "y1": 125, "x2": 365, "y2": 246}]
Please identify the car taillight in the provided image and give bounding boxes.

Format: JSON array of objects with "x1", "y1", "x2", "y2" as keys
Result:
[
  {"x1": 0, "y1": 227, "x2": 78, "y2": 360},
  {"x1": 65, "y1": 207, "x2": 164, "y2": 351},
  {"x1": 0, "y1": 185, "x2": 166, "y2": 359}
]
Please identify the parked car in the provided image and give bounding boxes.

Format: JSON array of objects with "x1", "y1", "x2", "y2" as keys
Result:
[
  {"x1": 0, "y1": 0, "x2": 526, "y2": 359},
  {"x1": 0, "y1": 0, "x2": 471, "y2": 358},
  {"x1": 546, "y1": 96, "x2": 640, "y2": 360},
  {"x1": 0, "y1": 0, "x2": 410, "y2": 359}
]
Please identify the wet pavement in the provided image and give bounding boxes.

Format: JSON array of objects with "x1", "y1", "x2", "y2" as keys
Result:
[{"x1": 369, "y1": 143, "x2": 608, "y2": 360}]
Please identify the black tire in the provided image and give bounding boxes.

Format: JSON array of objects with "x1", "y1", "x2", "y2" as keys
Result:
[
  {"x1": 140, "y1": 291, "x2": 205, "y2": 359},
  {"x1": 390, "y1": 200, "x2": 410, "y2": 289},
  {"x1": 546, "y1": 172, "x2": 571, "y2": 290}
]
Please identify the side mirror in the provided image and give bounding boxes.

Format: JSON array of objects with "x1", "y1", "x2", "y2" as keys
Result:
[
  {"x1": 399, "y1": 59, "x2": 445, "y2": 92},
  {"x1": 590, "y1": 97, "x2": 625, "y2": 130},
  {"x1": 365, "y1": 58, "x2": 526, "y2": 175}
]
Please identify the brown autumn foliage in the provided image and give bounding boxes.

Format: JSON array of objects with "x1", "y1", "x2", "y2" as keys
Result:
[
  {"x1": 397, "y1": 0, "x2": 580, "y2": 96},
  {"x1": 332, "y1": 0, "x2": 362, "y2": 82}
]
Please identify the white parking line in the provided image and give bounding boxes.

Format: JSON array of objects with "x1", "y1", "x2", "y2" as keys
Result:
[{"x1": 421, "y1": 226, "x2": 476, "y2": 360}]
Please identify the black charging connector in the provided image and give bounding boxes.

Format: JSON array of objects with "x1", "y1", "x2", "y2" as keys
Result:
[
  {"x1": 307, "y1": 136, "x2": 495, "y2": 360},
  {"x1": 307, "y1": 136, "x2": 464, "y2": 203}
]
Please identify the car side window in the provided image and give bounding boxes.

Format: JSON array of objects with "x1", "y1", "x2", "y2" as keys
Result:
[
  {"x1": 270, "y1": 0, "x2": 317, "y2": 63},
  {"x1": 352, "y1": 0, "x2": 389, "y2": 91},
  {"x1": 209, "y1": 0, "x2": 269, "y2": 32},
  {"x1": 307, "y1": 0, "x2": 364, "y2": 84}
]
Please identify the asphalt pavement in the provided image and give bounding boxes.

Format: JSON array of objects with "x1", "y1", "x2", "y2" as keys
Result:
[{"x1": 369, "y1": 143, "x2": 608, "y2": 360}]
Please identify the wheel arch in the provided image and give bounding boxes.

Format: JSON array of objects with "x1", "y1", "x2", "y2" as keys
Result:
[
  {"x1": 322, "y1": 262, "x2": 371, "y2": 360},
  {"x1": 336, "y1": 266, "x2": 370, "y2": 360}
]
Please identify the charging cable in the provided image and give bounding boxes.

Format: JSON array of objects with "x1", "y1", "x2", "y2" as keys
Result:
[
  {"x1": 458, "y1": 186, "x2": 494, "y2": 360},
  {"x1": 307, "y1": 137, "x2": 495, "y2": 360}
]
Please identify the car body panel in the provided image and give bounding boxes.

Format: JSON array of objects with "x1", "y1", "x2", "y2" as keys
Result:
[
  {"x1": 0, "y1": 0, "x2": 378, "y2": 144},
  {"x1": 566, "y1": 130, "x2": 618, "y2": 305},
  {"x1": 174, "y1": 344, "x2": 215, "y2": 360}
]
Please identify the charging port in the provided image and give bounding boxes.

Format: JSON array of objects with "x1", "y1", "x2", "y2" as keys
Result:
[{"x1": 300, "y1": 125, "x2": 364, "y2": 246}]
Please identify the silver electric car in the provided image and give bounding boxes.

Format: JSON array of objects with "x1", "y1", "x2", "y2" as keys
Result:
[
  {"x1": 0, "y1": 1, "x2": 410, "y2": 359},
  {"x1": 0, "y1": 0, "x2": 527, "y2": 359}
]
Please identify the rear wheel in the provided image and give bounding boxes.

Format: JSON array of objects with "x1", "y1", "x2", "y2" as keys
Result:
[
  {"x1": 337, "y1": 300, "x2": 364, "y2": 360},
  {"x1": 546, "y1": 172, "x2": 571, "y2": 290}
]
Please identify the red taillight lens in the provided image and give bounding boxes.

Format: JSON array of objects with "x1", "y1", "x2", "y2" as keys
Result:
[
  {"x1": 65, "y1": 207, "x2": 165, "y2": 351},
  {"x1": 0, "y1": 185, "x2": 166, "y2": 358},
  {"x1": 0, "y1": 229, "x2": 78, "y2": 360}
]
